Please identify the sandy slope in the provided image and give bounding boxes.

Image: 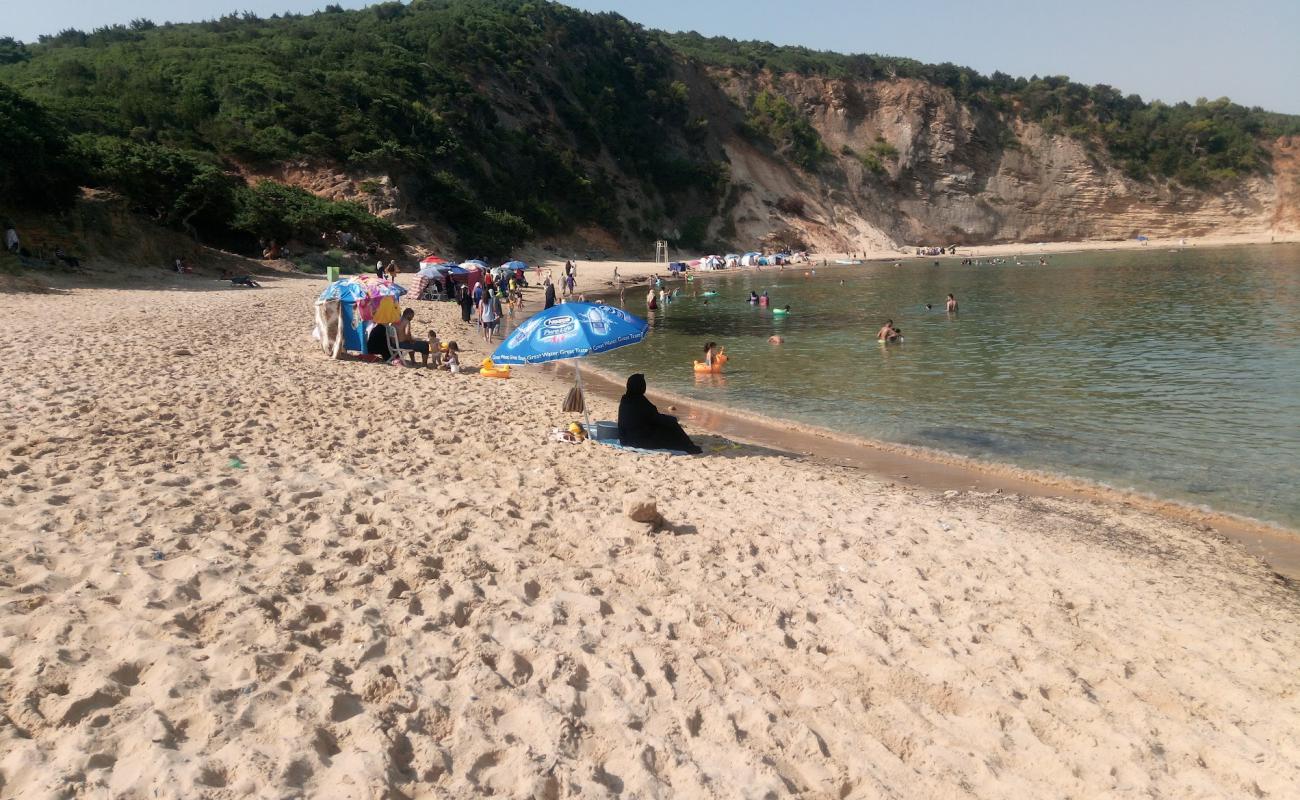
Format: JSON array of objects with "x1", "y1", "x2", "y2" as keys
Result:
[{"x1": 1, "y1": 274, "x2": 1298, "y2": 799}]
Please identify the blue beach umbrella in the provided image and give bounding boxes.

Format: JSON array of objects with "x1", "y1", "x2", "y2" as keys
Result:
[
  {"x1": 502, "y1": 260, "x2": 527, "y2": 271},
  {"x1": 493, "y1": 302, "x2": 648, "y2": 364},
  {"x1": 492, "y1": 302, "x2": 649, "y2": 427}
]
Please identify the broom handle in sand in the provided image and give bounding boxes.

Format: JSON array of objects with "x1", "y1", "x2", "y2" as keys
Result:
[{"x1": 575, "y1": 361, "x2": 592, "y2": 433}]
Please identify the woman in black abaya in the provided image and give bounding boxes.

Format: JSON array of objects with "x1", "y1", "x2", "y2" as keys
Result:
[{"x1": 617, "y1": 374, "x2": 702, "y2": 454}]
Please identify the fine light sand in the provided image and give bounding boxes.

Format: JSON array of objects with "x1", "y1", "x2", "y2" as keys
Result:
[{"x1": 2, "y1": 271, "x2": 1299, "y2": 799}]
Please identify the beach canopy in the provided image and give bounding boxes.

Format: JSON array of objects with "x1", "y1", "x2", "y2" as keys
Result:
[
  {"x1": 419, "y1": 256, "x2": 447, "y2": 265},
  {"x1": 417, "y1": 261, "x2": 457, "y2": 278},
  {"x1": 501, "y1": 260, "x2": 527, "y2": 271},
  {"x1": 314, "y1": 275, "x2": 407, "y2": 357},
  {"x1": 318, "y1": 273, "x2": 406, "y2": 307},
  {"x1": 492, "y1": 302, "x2": 648, "y2": 365},
  {"x1": 461, "y1": 259, "x2": 488, "y2": 270}
]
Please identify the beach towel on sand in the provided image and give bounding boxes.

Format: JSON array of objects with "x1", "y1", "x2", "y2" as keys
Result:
[{"x1": 595, "y1": 438, "x2": 692, "y2": 457}]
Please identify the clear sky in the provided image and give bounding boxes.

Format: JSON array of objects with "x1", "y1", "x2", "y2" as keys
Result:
[{"x1": 7, "y1": 0, "x2": 1299, "y2": 113}]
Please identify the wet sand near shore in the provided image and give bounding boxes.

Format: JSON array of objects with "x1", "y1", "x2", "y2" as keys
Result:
[{"x1": 559, "y1": 361, "x2": 1300, "y2": 580}]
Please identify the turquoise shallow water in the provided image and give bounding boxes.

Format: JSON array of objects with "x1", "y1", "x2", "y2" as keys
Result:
[{"x1": 592, "y1": 244, "x2": 1300, "y2": 528}]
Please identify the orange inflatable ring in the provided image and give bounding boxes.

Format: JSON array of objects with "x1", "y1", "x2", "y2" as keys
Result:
[{"x1": 692, "y1": 353, "x2": 728, "y2": 373}]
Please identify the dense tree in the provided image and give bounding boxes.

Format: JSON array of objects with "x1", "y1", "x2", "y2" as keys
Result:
[
  {"x1": 0, "y1": 83, "x2": 83, "y2": 209},
  {"x1": 1, "y1": 0, "x2": 1296, "y2": 255},
  {"x1": 0, "y1": 0, "x2": 726, "y2": 255}
]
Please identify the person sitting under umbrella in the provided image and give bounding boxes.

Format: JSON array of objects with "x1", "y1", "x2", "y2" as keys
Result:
[{"x1": 617, "y1": 374, "x2": 702, "y2": 454}]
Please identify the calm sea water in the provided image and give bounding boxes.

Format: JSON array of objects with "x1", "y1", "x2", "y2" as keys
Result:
[{"x1": 592, "y1": 244, "x2": 1300, "y2": 528}]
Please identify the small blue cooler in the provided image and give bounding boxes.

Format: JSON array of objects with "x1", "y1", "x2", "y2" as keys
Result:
[{"x1": 585, "y1": 421, "x2": 619, "y2": 441}]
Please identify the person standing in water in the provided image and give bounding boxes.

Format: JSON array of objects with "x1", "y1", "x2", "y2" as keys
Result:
[
  {"x1": 702, "y1": 341, "x2": 722, "y2": 368},
  {"x1": 877, "y1": 320, "x2": 901, "y2": 342},
  {"x1": 946, "y1": 293, "x2": 958, "y2": 313}
]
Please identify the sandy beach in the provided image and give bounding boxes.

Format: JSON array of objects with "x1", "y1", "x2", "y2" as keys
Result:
[{"x1": 2, "y1": 269, "x2": 1299, "y2": 798}]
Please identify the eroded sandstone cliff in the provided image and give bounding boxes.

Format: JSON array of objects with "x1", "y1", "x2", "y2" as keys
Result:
[{"x1": 706, "y1": 70, "x2": 1297, "y2": 251}]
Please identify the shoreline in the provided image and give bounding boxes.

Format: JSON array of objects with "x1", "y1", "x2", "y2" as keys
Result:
[
  {"x1": 552, "y1": 359, "x2": 1300, "y2": 579},
  {"x1": 542, "y1": 244, "x2": 1300, "y2": 580}
]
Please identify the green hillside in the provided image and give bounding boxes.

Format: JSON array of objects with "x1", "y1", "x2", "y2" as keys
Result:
[{"x1": 1, "y1": 0, "x2": 1297, "y2": 258}]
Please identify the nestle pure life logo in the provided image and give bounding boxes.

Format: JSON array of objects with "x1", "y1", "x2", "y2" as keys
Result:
[{"x1": 541, "y1": 314, "x2": 577, "y2": 343}]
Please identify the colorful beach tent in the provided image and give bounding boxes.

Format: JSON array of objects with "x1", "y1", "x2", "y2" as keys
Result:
[
  {"x1": 414, "y1": 262, "x2": 467, "y2": 298},
  {"x1": 417, "y1": 260, "x2": 452, "y2": 278},
  {"x1": 313, "y1": 275, "x2": 407, "y2": 358}
]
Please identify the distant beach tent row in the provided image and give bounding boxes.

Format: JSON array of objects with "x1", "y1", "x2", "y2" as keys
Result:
[{"x1": 674, "y1": 251, "x2": 796, "y2": 270}]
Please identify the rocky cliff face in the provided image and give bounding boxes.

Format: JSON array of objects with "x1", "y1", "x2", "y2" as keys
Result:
[
  {"x1": 704, "y1": 70, "x2": 1297, "y2": 251},
  {"x1": 258, "y1": 66, "x2": 1297, "y2": 256}
]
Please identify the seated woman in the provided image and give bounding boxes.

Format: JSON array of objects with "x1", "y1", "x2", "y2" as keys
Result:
[
  {"x1": 618, "y1": 374, "x2": 703, "y2": 454},
  {"x1": 365, "y1": 322, "x2": 392, "y2": 361}
]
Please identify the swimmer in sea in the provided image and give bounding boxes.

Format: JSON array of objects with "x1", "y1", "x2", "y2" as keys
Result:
[
  {"x1": 768, "y1": 335, "x2": 784, "y2": 344},
  {"x1": 702, "y1": 341, "x2": 723, "y2": 367},
  {"x1": 946, "y1": 293, "x2": 958, "y2": 313},
  {"x1": 877, "y1": 320, "x2": 901, "y2": 343},
  {"x1": 925, "y1": 303, "x2": 933, "y2": 311}
]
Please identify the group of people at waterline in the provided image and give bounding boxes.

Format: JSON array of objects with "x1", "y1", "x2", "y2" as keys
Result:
[{"x1": 382, "y1": 257, "x2": 960, "y2": 377}]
